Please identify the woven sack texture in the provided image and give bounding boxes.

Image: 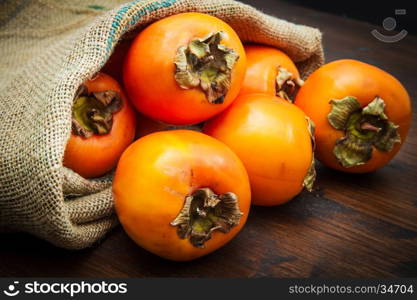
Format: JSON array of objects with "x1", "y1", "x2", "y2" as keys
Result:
[{"x1": 0, "y1": 0, "x2": 324, "y2": 249}]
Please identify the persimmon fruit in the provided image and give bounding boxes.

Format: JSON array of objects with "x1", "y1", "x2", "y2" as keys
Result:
[
  {"x1": 123, "y1": 12, "x2": 247, "y2": 125},
  {"x1": 295, "y1": 59, "x2": 411, "y2": 173},
  {"x1": 64, "y1": 72, "x2": 136, "y2": 178},
  {"x1": 204, "y1": 94, "x2": 315, "y2": 206},
  {"x1": 113, "y1": 130, "x2": 251, "y2": 261},
  {"x1": 239, "y1": 44, "x2": 303, "y2": 102}
]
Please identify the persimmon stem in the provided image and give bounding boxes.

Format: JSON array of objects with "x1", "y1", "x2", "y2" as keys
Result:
[
  {"x1": 170, "y1": 188, "x2": 243, "y2": 248},
  {"x1": 303, "y1": 117, "x2": 316, "y2": 192},
  {"x1": 328, "y1": 96, "x2": 401, "y2": 168},
  {"x1": 174, "y1": 32, "x2": 239, "y2": 104},
  {"x1": 360, "y1": 122, "x2": 381, "y2": 132},
  {"x1": 72, "y1": 85, "x2": 122, "y2": 138},
  {"x1": 275, "y1": 66, "x2": 304, "y2": 102}
]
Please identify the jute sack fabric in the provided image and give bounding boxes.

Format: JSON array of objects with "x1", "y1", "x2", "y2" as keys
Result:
[{"x1": 0, "y1": 0, "x2": 324, "y2": 249}]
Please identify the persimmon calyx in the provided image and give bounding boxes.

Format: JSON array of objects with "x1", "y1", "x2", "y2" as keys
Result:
[
  {"x1": 174, "y1": 31, "x2": 239, "y2": 104},
  {"x1": 328, "y1": 96, "x2": 401, "y2": 168},
  {"x1": 72, "y1": 84, "x2": 122, "y2": 138},
  {"x1": 275, "y1": 66, "x2": 304, "y2": 102},
  {"x1": 303, "y1": 117, "x2": 316, "y2": 192},
  {"x1": 170, "y1": 188, "x2": 243, "y2": 248}
]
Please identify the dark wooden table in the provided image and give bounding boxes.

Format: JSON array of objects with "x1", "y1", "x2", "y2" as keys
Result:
[{"x1": 1, "y1": 0, "x2": 416, "y2": 278}]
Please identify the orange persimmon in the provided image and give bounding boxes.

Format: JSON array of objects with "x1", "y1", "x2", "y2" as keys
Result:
[
  {"x1": 204, "y1": 94, "x2": 315, "y2": 206},
  {"x1": 113, "y1": 130, "x2": 251, "y2": 261},
  {"x1": 123, "y1": 12, "x2": 247, "y2": 125},
  {"x1": 295, "y1": 59, "x2": 411, "y2": 173},
  {"x1": 64, "y1": 73, "x2": 136, "y2": 178},
  {"x1": 239, "y1": 44, "x2": 303, "y2": 101}
]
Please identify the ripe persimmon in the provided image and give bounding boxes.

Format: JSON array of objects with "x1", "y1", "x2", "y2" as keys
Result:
[
  {"x1": 204, "y1": 94, "x2": 315, "y2": 206},
  {"x1": 123, "y1": 13, "x2": 247, "y2": 125},
  {"x1": 64, "y1": 73, "x2": 136, "y2": 178},
  {"x1": 113, "y1": 130, "x2": 251, "y2": 261},
  {"x1": 239, "y1": 44, "x2": 303, "y2": 101},
  {"x1": 295, "y1": 59, "x2": 411, "y2": 173}
]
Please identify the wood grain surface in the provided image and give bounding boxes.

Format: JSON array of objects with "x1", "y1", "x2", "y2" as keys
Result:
[{"x1": 1, "y1": 0, "x2": 416, "y2": 277}]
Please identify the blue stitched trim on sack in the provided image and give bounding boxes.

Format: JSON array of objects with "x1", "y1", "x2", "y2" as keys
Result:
[
  {"x1": 106, "y1": 0, "x2": 177, "y2": 57},
  {"x1": 88, "y1": 5, "x2": 106, "y2": 10}
]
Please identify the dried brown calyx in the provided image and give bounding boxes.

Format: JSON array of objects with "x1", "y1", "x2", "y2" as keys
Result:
[
  {"x1": 174, "y1": 31, "x2": 239, "y2": 104},
  {"x1": 170, "y1": 188, "x2": 243, "y2": 248},
  {"x1": 328, "y1": 96, "x2": 401, "y2": 168},
  {"x1": 303, "y1": 116, "x2": 316, "y2": 192},
  {"x1": 72, "y1": 84, "x2": 122, "y2": 138},
  {"x1": 275, "y1": 66, "x2": 304, "y2": 102}
]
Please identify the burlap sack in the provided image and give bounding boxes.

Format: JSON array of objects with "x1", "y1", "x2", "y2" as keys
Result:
[{"x1": 0, "y1": 0, "x2": 324, "y2": 249}]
